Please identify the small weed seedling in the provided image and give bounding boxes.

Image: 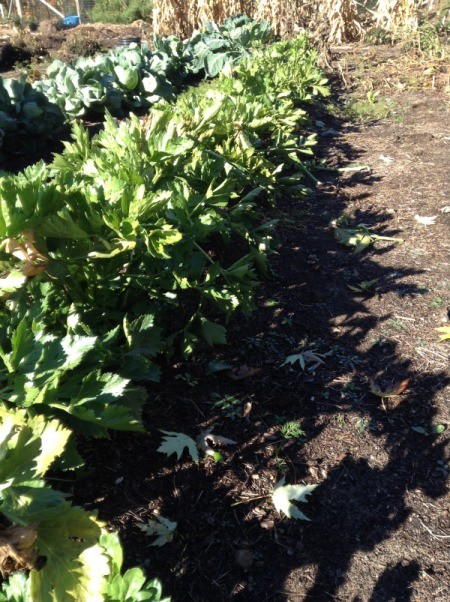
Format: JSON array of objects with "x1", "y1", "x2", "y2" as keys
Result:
[
  {"x1": 211, "y1": 393, "x2": 243, "y2": 419},
  {"x1": 347, "y1": 279, "x2": 378, "y2": 293},
  {"x1": 430, "y1": 297, "x2": 444, "y2": 308},
  {"x1": 280, "y1": 421, "x2": 306, "y2": 442}
]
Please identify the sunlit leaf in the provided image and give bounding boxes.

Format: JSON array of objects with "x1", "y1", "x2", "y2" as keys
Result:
[{"x1": 271, "y1": 477, "x2": 318, "y2": 520}]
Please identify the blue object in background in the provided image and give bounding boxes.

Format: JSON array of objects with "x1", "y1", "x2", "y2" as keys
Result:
[{"x1": 63, "y1": 16, "x2": 80, "y2": 28}]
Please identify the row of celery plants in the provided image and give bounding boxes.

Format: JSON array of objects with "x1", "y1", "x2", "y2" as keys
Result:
[
  {"x1": 0, "y1": 34, "x2": 328, "y2": 599},
  {"x1": 0, "y1": 14, "x2": 272, "y2": 156}
]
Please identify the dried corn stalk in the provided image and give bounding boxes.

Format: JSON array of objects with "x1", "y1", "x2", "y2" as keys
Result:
[
  {"x1": 152, "y1": 0, "x2": 365, "y2": 43},
  {"x1": 373, "y1": 0, "x2": 419, "y2": 33},
  {"x1": 314, "y1": 0, "x2": 364, "y2": 44}
]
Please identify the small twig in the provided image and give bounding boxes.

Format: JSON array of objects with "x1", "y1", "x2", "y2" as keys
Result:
[
  {"x1": 394, "y1": 315, "x2": 416, "y2": 321},
  {"x1": 231, "y1": 494, "x2": 268, "y2": 507},
  {"x1": 338, "y1": 164, "x2": 371, "y2": 173},
  {"x1": 416, "y1": 347, "x2": 448, "y2": 361},
  {"x1": 420, "y1": 520, "x2": 450, "y2": 539}
]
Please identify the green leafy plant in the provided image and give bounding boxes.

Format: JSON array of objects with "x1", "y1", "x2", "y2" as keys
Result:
[
  {"x1": 0, "y1": 318, "x2": 145, "y2": 436},
  {"x1": 347, "y1": 278, "x2": 378, "y2": 293},
  {"x1": 280, "y1": 421, "x2": 306, "y2": 441},
  {"x1": 212, "y1": 393, "x2": 243, "y2": 419},
  {"x1": 0, "y1": 407, "x2": 106, "y2": 600},
  {"x1": 90, "y1": 0, "x2": 153, "y2": 25},
  {"x1": 0, "y1": 77, "x2": 64, "y2": 155},
  {"x1": 101, "y1": 530, "x2": 169, "y2": 601}
]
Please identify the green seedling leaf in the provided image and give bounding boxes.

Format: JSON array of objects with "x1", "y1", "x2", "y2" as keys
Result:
[
  {"x1": 347, "y1": 279, "x2": 378, "y2": 293},
  {"x1": 431, "y1": 424, "x2": 446, "y2": 435},
  {"x1": 137, "y1": 516, "x2": 177, "y2": 547},
  {"x1": 271, "y1": 477, "x2": 318, "y2": 520},
  {"x1": 157, "y1": 430, "x2": 199, "y2": 462},
  {"x1": 412, "y1": 424, "x2": 446, "y2": 436}
]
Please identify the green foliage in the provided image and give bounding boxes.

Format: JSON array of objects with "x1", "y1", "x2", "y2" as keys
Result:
[
  {"x1": 0, "y1": 408, "x2": 106, "y2": 601},
  {"x1": 280, "y1": 421, "x2": 306, "y2": 441},
  {"x1": 90, "y1": 0, "x2": 153, "y2": 25},
  {"x1": 34, "y1": 16, "x2": 273, "y2": 121},
  {"x1": 0, "y1": 77, "x2": 64, "y2": 155},
  {"x1": 0, "y1": 29, "x2": 329, "y2": 599},
  {"x1": 1, "y1": 34, "x2": 327, "y2": 359},
  {"x1": 0, "y1": 317, "x2": 146, "y2": 436},
  {"x1": 100, "y1": 532, "x2": 169, "y2": 601},
  {"x1": 187, "y1": 13, "x2": 273, "y2": 77},
  {"x1": 0, "y1": 408, "x2": 168, "y2": 600},
  {"x1": 0, "y1": 573, "x2": 30, "y2": 601}
]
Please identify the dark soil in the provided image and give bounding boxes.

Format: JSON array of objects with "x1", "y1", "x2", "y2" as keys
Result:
[{"x1": 3, "y1": 40, "x2": 450, "y2": 601}]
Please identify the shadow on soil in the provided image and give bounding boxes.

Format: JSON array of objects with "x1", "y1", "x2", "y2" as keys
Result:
[{"x1": 73, "y1": 107, "x2": 449, "y2": 601}]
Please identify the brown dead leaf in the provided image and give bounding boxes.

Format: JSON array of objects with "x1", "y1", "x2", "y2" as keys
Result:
[
  {"x1": 196, "y1": 427, "x2": 237, "y2": 456},
  {"x1": 369, "y1": 378, "x2": 410, "y2": 398},
  {"x1": 242, "y1": 401, "x2": 252, "y2": 418},
  {"x1": 0, "y1": 524, "x2": 38, "y2": 578},
  {"x1": 4, "y1": 230, "x2": 49, "y2": 276},
  {"x1": 227, "y1": 364, "x2": 260, "y2": 380}
]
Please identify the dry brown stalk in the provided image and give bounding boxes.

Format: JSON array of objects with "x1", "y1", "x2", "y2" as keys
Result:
[{"x1": 373, "y1": 0, "x2": 419, "y2": 33}]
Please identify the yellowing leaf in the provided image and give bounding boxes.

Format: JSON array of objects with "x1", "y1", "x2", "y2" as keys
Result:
[
  {"x1": 271, "y1": 478, "x2": 318, "y2": 520},
  {"x1": 436, "y1": 326, "x2": 450, "y2": 341},
  {"x1": 157, "y1": 430, "x2": 199, "y2": 462},
  {"x1": 29, "y1": 505, "x2": 106, "y2": 602}
]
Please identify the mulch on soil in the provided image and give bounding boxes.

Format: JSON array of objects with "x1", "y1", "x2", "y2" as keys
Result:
[{"x1": 1, "y1": 38, "x2": 449, "y2": 601}]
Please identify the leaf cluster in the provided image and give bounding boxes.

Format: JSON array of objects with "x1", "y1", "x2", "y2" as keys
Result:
[
  {"x1": 0, "y1": 408, "x2": 168, "y2": 601},
  {"x1": 0, "y1": 78, "x2": 64, "y2": 155}
]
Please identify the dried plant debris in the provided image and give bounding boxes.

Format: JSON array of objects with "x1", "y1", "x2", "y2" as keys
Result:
[{"x1": 0, "y1": 524, "x2": 38, "y2": 578}]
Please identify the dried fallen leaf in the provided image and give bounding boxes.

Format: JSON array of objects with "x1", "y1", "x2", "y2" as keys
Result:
[
  {"x1": 137, "y1": 515, "x2": 177, "y2": 547},
  {"x1": 0, "y1": 524, "x2": 38, "y2": 578},
  {"x1": 271, "y1": 478, "x2": 318, "y2": 521},
  {"x1": 157, "y1": 430, "x2": 199, "y2": 462},
  {"x1": 369, "y1": 378, "x2": 410, "y2": 398},
  {"x1": 227, "y1": 364, "x2": 260, "y2": 380},
  {"x1": 242, "y1": 401, "x2": 252, "y2": 418},
  {"x1": 196, "y1": 427, "x2": 237, "y2": 456},
  {"x1": 435, "y1": 325, "x2": 450, "y2": 342},
  {"x1": 281, "y1": 350, "x2": 327, "y2": 372},
  {"x1": 414, "y1": 215, "x2": 437, "y2": 225}
]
